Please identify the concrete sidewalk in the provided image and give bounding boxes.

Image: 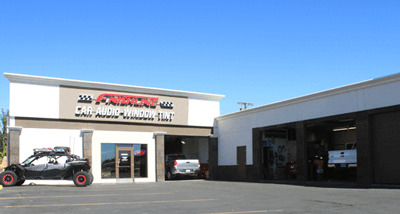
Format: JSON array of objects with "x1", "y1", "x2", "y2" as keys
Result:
[{"x1": 22, "y1": 180, "x2": 74, "y2": 186}]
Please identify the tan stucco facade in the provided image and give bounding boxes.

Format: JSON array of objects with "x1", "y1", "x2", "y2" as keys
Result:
[{"x1": 15, "y1": 118, "x2": 213, "y2": 137}]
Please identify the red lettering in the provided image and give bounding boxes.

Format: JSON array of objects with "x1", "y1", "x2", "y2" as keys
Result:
[
  {"x1": 141, "y1": 99, "x2": 151, "y2": 106},
  {"x1": 134, "y1": 149, "x2": 146, "y2": 156},
  {"x1": 120, "y1": 98, "x2": 129, "y2": 105},
  {"x1": 132, "y1": 98, "x2": 139, "y2": 105},
  {"x1": 149, "y1": 99, "x2": 157, "y2": 106},
  {"x1": 95, "y1": 94, "x2": 158, "y2": 107},
  {"x1": 108, "y1": 96, "x2": 121, "y2": 104},
  {"x1": 95, "y1": 94, "x2": 109, "y2": 103}
]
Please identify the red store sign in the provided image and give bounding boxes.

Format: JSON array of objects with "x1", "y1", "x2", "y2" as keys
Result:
[{"x1": 95, "y1": 93, "x2": 158, "y2": 107}]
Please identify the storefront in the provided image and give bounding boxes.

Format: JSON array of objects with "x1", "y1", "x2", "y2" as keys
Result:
[
  {"x1": 5, "y1": 73, "x2": 224, "y2": 183},
  {"x1": 7, "y1": 72, "x2": 400, "y2": 187}
]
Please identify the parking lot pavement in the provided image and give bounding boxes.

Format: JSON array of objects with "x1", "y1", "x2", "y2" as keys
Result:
[{"x1": 1, "y1": 180, "x2": 400, "y2": 214}]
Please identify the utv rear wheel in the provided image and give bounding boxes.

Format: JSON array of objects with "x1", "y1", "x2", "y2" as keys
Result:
[
  {"x1": 0, "y1": 171, "x2": 18, "y2": 187},
  {"x1": 73, "y1": 171, "x2": 89, "y2": 187},
  {"x1": 87, "y1": 172, "x2": 94, "y2": 185}
]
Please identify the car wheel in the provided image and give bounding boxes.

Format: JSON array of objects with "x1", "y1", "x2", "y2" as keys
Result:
[
  {"x1": 166, "y1": 169, "x2": 174, "y2": 180},
  {"x1": 0, "y1": 171, "x2": 18, "y2": 187},
  {"x1": 73, "y1": 171, "x2": 90, "y2": 187},
  {"x1": 15, "y1": 179, "x2": 25, "y2": 186}
]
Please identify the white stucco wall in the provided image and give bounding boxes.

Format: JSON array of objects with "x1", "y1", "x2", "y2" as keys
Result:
[
  {"x1": 10, "y1": 82, "x2": 60, "y2": 118},
  {"x1": 218, "y1": 128, "x2": 253, "y2": 166},
  {"x1": 363, "y1": 81, "x2": 400, "y2": 110},
  {"x1": 216, "y1": 74, "x2": 400, "y2": 166},
  {"x1": 188, "y1": 98, "x2": 220, "y2": 127}
]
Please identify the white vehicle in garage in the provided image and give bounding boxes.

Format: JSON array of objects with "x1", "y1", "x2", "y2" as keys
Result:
[
  {"x1": 328, "y1": 143, "x2": 357, "y2": 169},
  {"x1": 165, "y1": 154, "x2": 200, "y2": 180}
]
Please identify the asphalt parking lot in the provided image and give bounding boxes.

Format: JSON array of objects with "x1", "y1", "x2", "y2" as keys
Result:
[{"x1": 1, "y1": 180, "x2": 400, "y2": 214}]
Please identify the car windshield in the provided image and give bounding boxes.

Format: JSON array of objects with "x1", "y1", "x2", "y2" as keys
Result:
[
  {"x1": 169, "y1": 155, "x2": 187, "y2": 160},
  {"x1": 22, "y1": 156, "x2": 37, "y2": 165}
]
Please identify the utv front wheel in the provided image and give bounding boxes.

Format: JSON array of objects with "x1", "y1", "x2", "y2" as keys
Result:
[
  {"x1": 0, "y1": 171, "x2": 18, "y2": 187},
  {"x1": 73, "y1": 171, "x2": 89, "y2": 187}
]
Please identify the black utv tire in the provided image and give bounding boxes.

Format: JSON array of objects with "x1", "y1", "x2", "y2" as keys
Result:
[
  {"x1": 73, "y1": 171, "x2": 90, "y2": 187},
  {"x1": 0, "y1": 171, "x2": 18, "y2": 187},
  {"x1": 87, "y1": 171, "x2": 94, "y2": 185},
  {"x1": 15, "y1": 179, "x2": 25, "y2": 186}
]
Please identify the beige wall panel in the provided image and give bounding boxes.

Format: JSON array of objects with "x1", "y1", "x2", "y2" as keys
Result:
[
  {"x1": 59, "y1": 86, "x2": 188, "y2": 126},
  {"x1": 15, "y1": 119, "x2": 212, "y2": 137}
]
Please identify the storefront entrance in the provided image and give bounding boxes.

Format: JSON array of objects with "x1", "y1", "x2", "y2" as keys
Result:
[
  {"x1": 115, "y1": 147, "x2": 134, "y2": 179},
  {"x1": 101, "y1": 143, "x2": 148, "y2": 180}
]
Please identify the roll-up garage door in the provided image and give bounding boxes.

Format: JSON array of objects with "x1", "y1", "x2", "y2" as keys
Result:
[{"x1": 372, "y1": 111, "x2": 400, "y2": 184}]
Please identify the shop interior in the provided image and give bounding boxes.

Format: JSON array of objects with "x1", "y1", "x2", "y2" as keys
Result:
[
  {"x1": 262, "y1": 127, "x2": 297, "y2": 180},
  {"x1": 164, "y1": 136, "x2": 209, "y2": 163},
  {"x1": 261, "y1": 117, "x2": 357, "y2": 182},
  {"x1": 164, "y1": 135, "x2": 209, "y2": 178},
  {"x1": 306, "y1": 118, "x2": 357, "y2": 182}
]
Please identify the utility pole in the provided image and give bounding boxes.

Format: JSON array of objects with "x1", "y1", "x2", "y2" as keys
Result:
[{"x1": 238, "y1": 102, "x2": 253, "y2": 111}]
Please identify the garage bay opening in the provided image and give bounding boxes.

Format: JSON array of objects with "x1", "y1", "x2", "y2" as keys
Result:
[{"x1": 164, "y1": 135, "x2": 209, "y2": 179}]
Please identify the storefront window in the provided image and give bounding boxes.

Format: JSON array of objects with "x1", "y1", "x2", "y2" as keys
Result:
[
  {"x1": 101, "y1": 143, "x2": 148, "y2": 179},
  {"x1": 134, "y1": 144, "x2": 148, "y2": 178},
  {"x1": 101, "y1": 143, "x2": 116, "y2": 179}
]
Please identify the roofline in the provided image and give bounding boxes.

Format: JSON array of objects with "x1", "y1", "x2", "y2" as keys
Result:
[
  {"x1": 4, "y1": 73, "x2": 225, "y2": 101},
  {"x1": 216, "y1": 72, "x2": 400, "y2": 121}
]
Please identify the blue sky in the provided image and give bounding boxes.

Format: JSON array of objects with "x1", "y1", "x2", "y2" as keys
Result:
[{"x1": 1, "y1": 1, "x2": 399, "y2": 115}]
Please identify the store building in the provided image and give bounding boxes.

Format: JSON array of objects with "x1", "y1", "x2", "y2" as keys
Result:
[
  {"x1": 5, "y1": 73, "x2": 223, "y2": 183},
  {"x1": 6, "y1": 72, "x2": 400, "y2": 187},
  {"x1": 213, "y1": 73, "x2": 400, "y2": 187}
]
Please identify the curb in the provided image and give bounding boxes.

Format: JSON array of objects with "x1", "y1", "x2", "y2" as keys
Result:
[{"x1": 260, "y1": 180, "x2": 359, "y2": 189}]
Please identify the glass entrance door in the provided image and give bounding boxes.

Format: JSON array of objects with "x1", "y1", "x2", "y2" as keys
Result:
[{"x1": 115, "y1": 147, "x2": 134, "y2": 179}]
